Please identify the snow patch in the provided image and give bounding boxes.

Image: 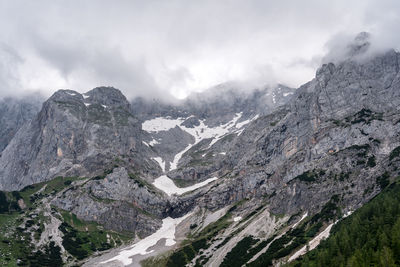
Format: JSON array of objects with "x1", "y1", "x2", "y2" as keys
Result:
[
  {"x1": 170, "y1": 144, "x2": 192, "y2": 171},
  {"x1": 144, "y1": 113, "x2": 258, "y2": 171},
  {"x1": 148, "y1": 139, "x2": 159, "y2": 146},
  {"x1": 235, "y1": 114, "x2": 259, "y2": 129},
  {"x1": 142, "y1": 117, "x2": 185, "y2": 132},
  {"x1": 343, "y1": 210, "x2": 353, "y2": 218},
  {"x1": 235, "y1": 119, "x2": 252, "y2": 129},
  {"x1": 83, "y1": 94, "x2": 89, "y2": 99},
  {"x1": 234, "y1": 114, "x2": 259, "y2": 136},
  {"x1": 84, "y1": 102, "x2": 91, "y2": 107},
  {"x1": 153, "y1": 175, "x2": 217, "y2": 196},
  {"x1": 219, "y1": 152, "x2": 226, "y2": 155},
  {"x1": 101, "y1": 104, "x2": 107, "y2": 108},
  {"x1": 236, "y1": 128, "x2": 245, "y2": 136},
  {"x1": 142, "y1": 141, "x2": 149, "y2": 147},
  {"x1": 233, "y1": 216, "x2": 242, "y2": 222},
  {"x1": 106, "y1": 234, "x2": 110, "y2": 244},
  {"x1": 101, "y1": 213, "x2": 192, "y2": 266},
  {"x1": 181, "y1": 113, "x2": 242, "y2": 147},
  {"x1": 283, "y1": 92, "x2": 293, "y2": 97},
  {"x1": 204, "y1": 113, "x2": 242, "y2": 148},
  {"x1": 169, "y1": 113, "x2": 243, "y2": 170},
  {"x1": 291, "y1": 212, "x2": 308, "y2": 229},
  {"x1": 66, "y1": 92, "x2": 76, "y2": 96},
  {"x1": 152, "y1": 157, "x2": 165, "y2": 172}
]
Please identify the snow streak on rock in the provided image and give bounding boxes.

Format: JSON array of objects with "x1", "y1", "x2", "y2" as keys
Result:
[
  {"x1": 291, "y1": 212, "x2": 308, "y2": 229},
  {"x1": 148, "y1": 139, "x2": 159, "y2": 146},
  {"x1": 152, "y1": 157, "x2": 165, "y2": 172},
  {"x1": 235, "y1": 114, "x2": 259, "y2": 129}
]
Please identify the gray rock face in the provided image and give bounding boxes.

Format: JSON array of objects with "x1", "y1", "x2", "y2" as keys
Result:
[
  {"x1": 136, "y1": 84, "x2": 296, "y2": 174},
  {"x1": 185, "y1": 83, "x2": 294, "y2": 119},
  {"x1": 0, "y1": 87, "x2": 157, "y2": 191},
  {"x1": 167, "y1": 47, "x2": 400, "y2": 222},
  {"x1": 132, "y1": 83, "x2": 295, "y2": 121},
  {"x1": 144, "y1": 126, "x2": 195, "y2": 171},
  {"x1": 0, "y1": 95, "x2": 42, "y2": 152},
  {"x1": 52, "y1": 167, "x2": 165, "y2": 235}
]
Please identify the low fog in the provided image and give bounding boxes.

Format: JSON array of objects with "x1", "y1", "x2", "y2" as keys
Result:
[{"x1": 0, "y1": 0, "x2": 399, "y2": 101}]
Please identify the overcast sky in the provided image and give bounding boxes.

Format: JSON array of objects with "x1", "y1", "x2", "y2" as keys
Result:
[{"x1": 0, "y1": 0, "x2": 399, "y2": 100}]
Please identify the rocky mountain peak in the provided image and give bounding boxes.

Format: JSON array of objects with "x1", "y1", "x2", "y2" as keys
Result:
[
  {"x1": 84, "y1": 86, "x2": 130, "y2": 110},
  {"x1": 305, "y1": 48, "x2": 400, "y2": 125},
  {"x1": 0, "y1": 85, "x2": 154, "y2": 191},
  {"x1": 347, "y1": 31, "x2": 371, "y2": 57},
  {"x1": 47, "y1": 89, "x2": 84, "y2": 105},
  {"x1": 47, "y1": 87, "x2": 131, "y2": 113}
]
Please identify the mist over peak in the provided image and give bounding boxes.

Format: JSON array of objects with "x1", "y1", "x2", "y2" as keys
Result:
[{"x1": 0, "y1": 1, "x2": 399, "y2": 102}]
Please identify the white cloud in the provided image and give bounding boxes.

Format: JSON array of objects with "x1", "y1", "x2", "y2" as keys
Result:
[{"x1": 0, "y1": 0, "x2": 399, "y2": 100}]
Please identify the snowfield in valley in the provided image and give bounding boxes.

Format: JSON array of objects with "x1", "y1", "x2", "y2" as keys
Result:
[
  {"x1": 101, "y1": 213, "x2": 192, "y2": 266},
  {"x1": 143, "y1": 113, "x2": 259, "y2": 196},
  {"x1": 142, "y1": 113, "x2": 259, "y2": 171},
  {"x1": 153, "y1": 175, "x2": 218, "y2": 196}
]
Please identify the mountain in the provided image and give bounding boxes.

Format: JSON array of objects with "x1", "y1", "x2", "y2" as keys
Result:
[
  {"x1": 0, "y1": 87, "x2": 159, "y2": 191},
  {"x1": 120, "y1": 38, "x2": 400, "y2": 266},
  {"x1": 134, "y1": 84, "x2": 295, "y2": 174},
  {"x1": 154, "y1": 42, "x2": 400, "y2": 266},
  {"x1": 0, "y1": 95, "x2": 42, "y2": 153},
  {"x1": 132, "y1": 83, "x2": 294, "y2": 120},
  {"x1": 1, "y1": 33, "x2": 400, "y2": 267}
]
